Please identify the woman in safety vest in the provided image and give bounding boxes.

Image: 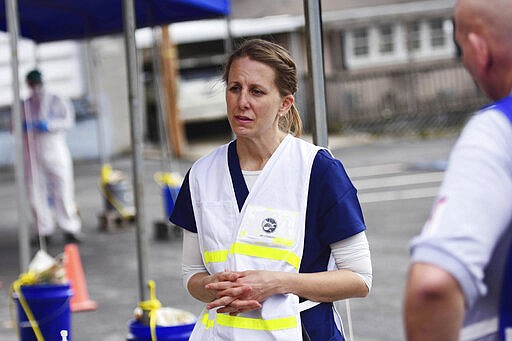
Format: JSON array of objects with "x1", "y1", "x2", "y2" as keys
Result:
[{"x1": 170, "y1": 38, "x2": 372, "y2": 340}]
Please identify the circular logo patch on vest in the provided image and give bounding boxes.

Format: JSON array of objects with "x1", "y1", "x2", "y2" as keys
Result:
[{"x1": 261, "y1": 217, "x2": 277, "y2": 233}]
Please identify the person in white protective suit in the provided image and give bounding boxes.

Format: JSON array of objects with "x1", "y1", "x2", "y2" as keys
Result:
[
  {"x1": 22, "y1": 69, "x2": 83, "y2": 245},
  {"x1": 170, "y1": 39, "x2": 372, "y2": 340}
]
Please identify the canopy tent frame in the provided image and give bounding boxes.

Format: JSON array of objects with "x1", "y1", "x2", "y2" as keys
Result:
[
  {"x1": 4, "y1": 0, "x2": 230, "y2": 302},
  {"x1": 3, "y1": 0, "x2": 328, "y2": 304}
]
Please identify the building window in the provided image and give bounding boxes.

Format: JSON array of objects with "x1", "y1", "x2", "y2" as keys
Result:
[
  {"x1": 343, "y1": 18, "x2": 455, "y2": 70},
  {"x1": 352, "y1": 28, "x2": 369, "y2": 56},
  {"x1": 379, "y1": 24, "x2": 394, "y2": 54},
  {"x1": 430, "y1": 18, "x2": 446, "y2": 47},
  {"x1": 406, "y1": 21, "x2": 421, "y2": 52}
]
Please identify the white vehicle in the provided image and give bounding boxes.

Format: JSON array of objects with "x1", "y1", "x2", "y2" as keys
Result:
[{"x1": 178, "y1": 73, "x2": 226, "y2": 123}]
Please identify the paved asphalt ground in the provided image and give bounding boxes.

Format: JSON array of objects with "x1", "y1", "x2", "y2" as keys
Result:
[{"x1": 0, "y1": 132, "x2": 457, "y2": 341}]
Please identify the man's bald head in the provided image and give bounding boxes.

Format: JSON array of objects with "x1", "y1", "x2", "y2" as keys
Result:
[
  {"x1": 455, "y1": 0, "x2": 512, "y2": 99},
  {"x1": 455, "y1": 0, "x2": 512, "y2": 44}
]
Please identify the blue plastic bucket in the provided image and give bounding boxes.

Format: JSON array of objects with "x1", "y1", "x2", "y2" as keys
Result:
[
  {"x1": 126, "y1": 320, "x2": 195, "y2": 341},
  {"x1": 13, "y1": 283, "x2": 73, "y2": 341}
]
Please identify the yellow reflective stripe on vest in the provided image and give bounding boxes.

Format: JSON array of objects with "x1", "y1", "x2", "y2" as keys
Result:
[
  {"x1": 217, "y1": 314, "x2": 298, "y2": 331},
  {"x1": 203, "y1": 243, "x2": 301, "y2": 268},
  {"x1": 201, "y1": 311, "x2": 298, "y2": 331},
  {"x1": 201, "y1": 312, "x2": 215, "y2": 329},
  {"x1": 230, "y1": 242, "x2": 301, "y2": 269},
  {"x1": 203, "y1": 250, "x2": 228, "y2": 264}
]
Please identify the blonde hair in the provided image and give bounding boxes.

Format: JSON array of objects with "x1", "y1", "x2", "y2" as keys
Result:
[{"x1": 223, "y1": 39, "x2": 303, "y2": 136}]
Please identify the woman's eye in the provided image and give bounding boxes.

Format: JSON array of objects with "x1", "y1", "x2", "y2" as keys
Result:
[{"x1": 251, "y1": 89, "x2": 264, "y2": 96}]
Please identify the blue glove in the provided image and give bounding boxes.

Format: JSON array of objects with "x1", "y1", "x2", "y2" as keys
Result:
[
  {"x1": 22, "y1": 120, "x2": 49, "y2": 132},
  {"x1": 35, "y1": 120, "x2": 49, "y2": 132}
]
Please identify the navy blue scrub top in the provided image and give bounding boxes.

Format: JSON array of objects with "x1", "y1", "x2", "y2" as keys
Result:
[{"x1": 170, "y1": 141, "x2": 366, "y2": 341}]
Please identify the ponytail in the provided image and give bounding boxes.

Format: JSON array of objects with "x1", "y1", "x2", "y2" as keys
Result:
[{"x1": 279, "y1": 103, "x2": 302, "y2": 137}]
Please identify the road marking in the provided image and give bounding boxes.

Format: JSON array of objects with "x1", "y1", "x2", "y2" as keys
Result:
[
  {"x1": 359, "y1": 186, "x2": 440, "y2": 203},
  {"x1": 346, "y1": 163, "x2": 404, "y2": 178},
  {"x1": 345, "y1": 163, "x2": 445, "y2": 203},
  {"x1": 353, "y1": 172, "x2": 445, "y2": 190}
]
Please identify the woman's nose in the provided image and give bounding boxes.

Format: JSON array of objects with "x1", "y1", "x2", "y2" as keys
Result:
[{"x1": 238, "y1": 90, "x2": 249, "y2": 109}]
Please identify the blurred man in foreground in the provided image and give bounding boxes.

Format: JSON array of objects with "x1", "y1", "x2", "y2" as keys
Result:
[{"x1": 404, "y1": 0, "x2": 512, "y2": 339}]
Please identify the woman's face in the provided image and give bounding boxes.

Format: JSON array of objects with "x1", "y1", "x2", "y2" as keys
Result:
[{"x1": 226, "y1": 56, "x2": 292, "y2": 140}]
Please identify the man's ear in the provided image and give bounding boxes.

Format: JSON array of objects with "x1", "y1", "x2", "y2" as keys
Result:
[{"x1": 468, "y1": 32, "x2": 491, "y2": 71}]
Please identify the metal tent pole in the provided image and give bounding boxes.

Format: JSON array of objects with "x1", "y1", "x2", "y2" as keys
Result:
[
  {"x1": 122, "y1": 0, "x2": 149, "y2": 302},
  {"x1": 303, "y1": 0, "x2": 329, "y2": 147},
  {"x1": 7, "y1": 0, "x2": 30, "y2": 272},
  {"x1": 150, "y1": 27, "x2": 172, "y2": 171},
  {"x1": 84, "y1": 40, "x2": 109, "y2": 167}
]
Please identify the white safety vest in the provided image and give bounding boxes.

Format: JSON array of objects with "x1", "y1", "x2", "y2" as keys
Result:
[{"x1": 188, "y1": 134, "x2": 321, "y2": 340}]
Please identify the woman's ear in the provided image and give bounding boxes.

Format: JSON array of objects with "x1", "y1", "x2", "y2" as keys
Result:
[
  {"x1": 468, "y1": 32, "x2": 491, "y2": 72},
  {"x1": 280, "y1": 94, "x2": 294, "y2": 115}
]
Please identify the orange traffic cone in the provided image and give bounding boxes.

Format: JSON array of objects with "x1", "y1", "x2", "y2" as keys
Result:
[{"x1": 64, "y1": 243, "x2": 98, "y2": 312}]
